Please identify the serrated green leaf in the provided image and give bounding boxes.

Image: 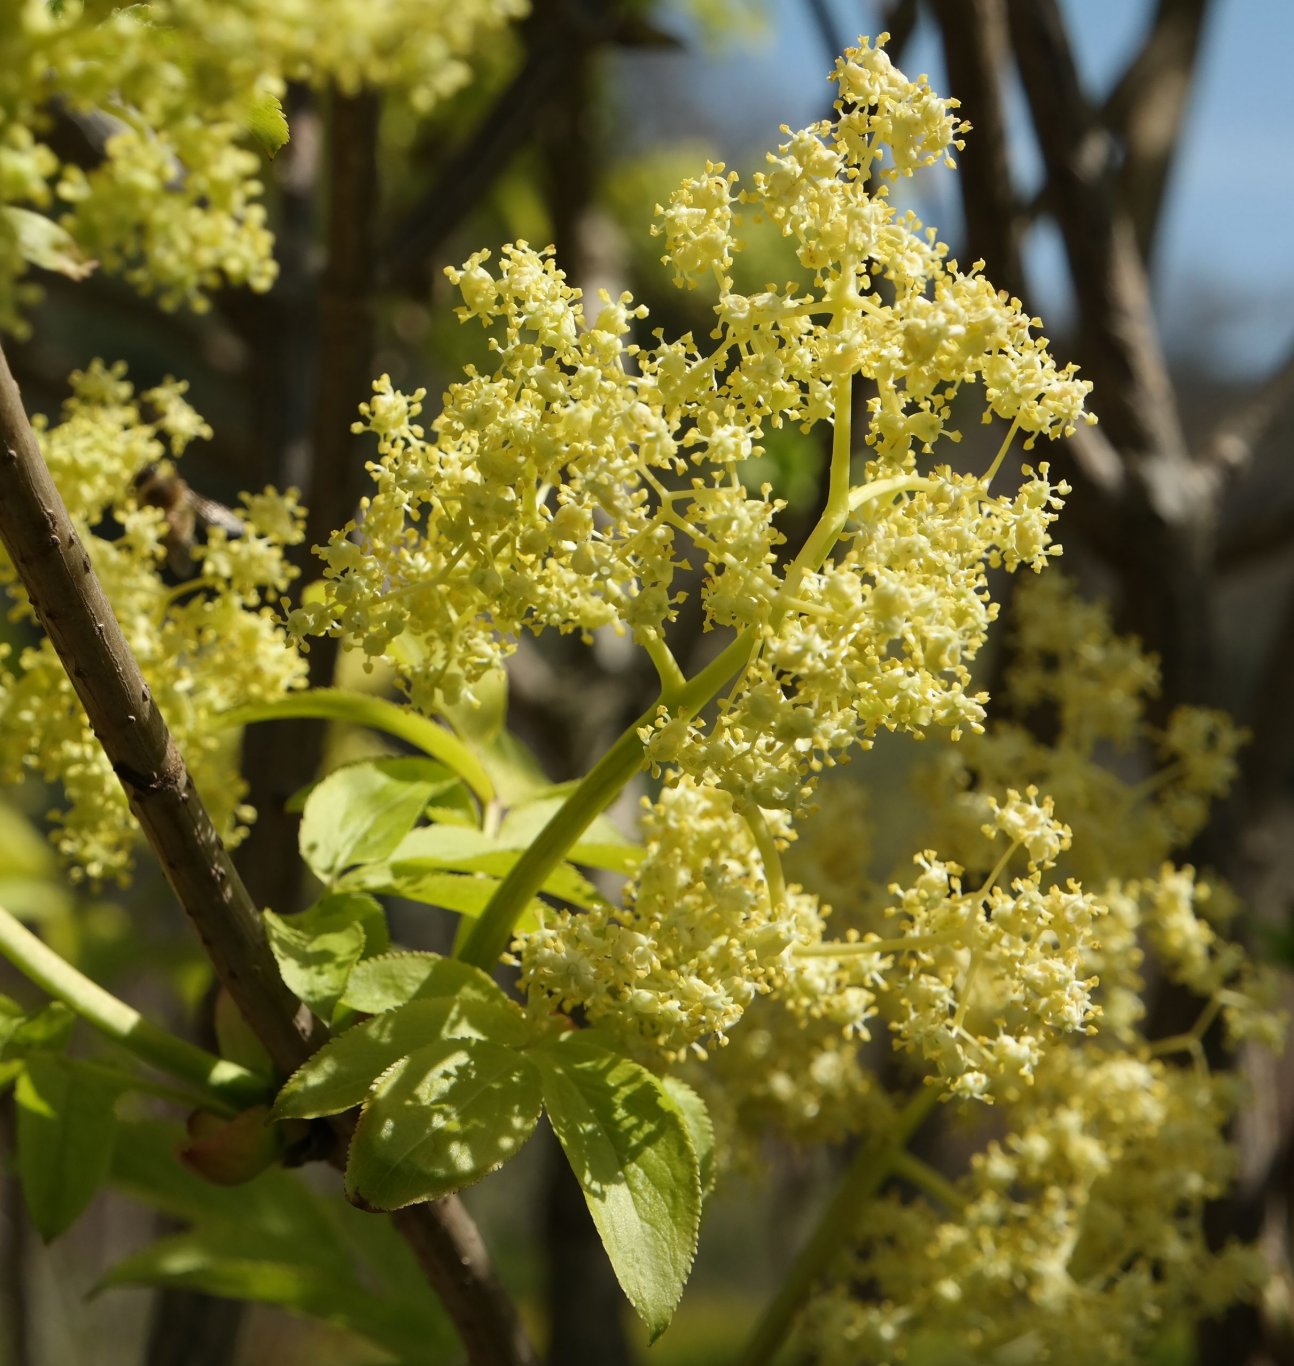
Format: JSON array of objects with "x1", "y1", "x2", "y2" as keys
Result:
[
  {"x1": 392, "y1": 850, "x2": 606, "y2": 911},
  {"x1": 222, "y1": 688, "x2": 494, "y2": 802},
  {"x1": 341, "y1": 951, "x2": 517, "y2": 1018},
  {"x1": 3, "y1": 206, "x2": 96, "y2": 280},
  {"x1": 244, "y1": 89, "x2": 289, "y2": 159},
  {"x1": 496, "y1": 798, "x2": 643, "y2": 873},
  {"x1": 347, "y1": 1038, "x2": 542, "y2": 1209},
  {"x1": 534, "y1": 1032, "x2": 700, "y2": 1341},
  {"x1": 264, "y1": 906, "x2": 366, "y2": 1023},
  {"x1": 567, "y1": 842, "x2": 645, "y2": 875},
  {"x1": 387, "y1": 824, "x2": 499, "y2": 862},
  {"x1": 661, "y1": 1076, "x2": 716, "y2": 1201},
  {"x1": 275, "y1": 986, "x2": 527, "y2": 1121},
  {"x1": 111, "y1": 1119, "x2": 349, "y2": 1257},
  {"x1": 361, "y1": 824, "x2": 601, "y2": 911},
  {"x1": 106, "y1": 1118, "x2": 451, "y2": 1355},
  {"x1": 374, "y1": 870, "x2": 499, "y2": 916},
  {"x1": 15, "y1": 1053, "x2": 121, "y2": 1240},
  {"x1": 299, "y1": 759, "x2": 443, "y2": 883}
]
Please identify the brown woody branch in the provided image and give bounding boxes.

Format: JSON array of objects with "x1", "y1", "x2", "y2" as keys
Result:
[
  {"x1": 0, "y1": 343, "x2": 324, "y2": 1077},
  {"x1": 235, "y1": 86, "x2": 381, "y2": 919},
  {"x1": 1201, "y1": 337, "x2": 1294, "y2": 481},
  {"x1": 1101, "y1": 0, "x2": 1212, "y2": 263},
  {"x1": 0, "y1": 344, "x2": 537, "y2": 1366},
  {"x1": 1004, "y1": 0, "x2": 1221, "y2": 705},
  {"x1": 929, "y1": 0, "x2": 1025, "y2": 302}
]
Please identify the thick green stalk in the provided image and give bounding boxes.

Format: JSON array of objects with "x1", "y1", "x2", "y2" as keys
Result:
[
  {"x1": 457, "y1": 632, "x2": 758, "y2": 969},
  {"x1": 735, "y1": 1086, "x2": 941, "y2": 1366},
  {"x1": 0, "y1": 904, "x2": 268, "y2": 1115}
]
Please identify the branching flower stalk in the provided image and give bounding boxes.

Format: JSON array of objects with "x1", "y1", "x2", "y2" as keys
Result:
[{"x1": 301, "y1": 40, "x2": 1092, "y2": 1014}]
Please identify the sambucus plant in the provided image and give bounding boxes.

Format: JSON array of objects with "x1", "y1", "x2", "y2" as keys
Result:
[{"x1": 0, "y1": 7, "x2": 1282, "y2": 1364}]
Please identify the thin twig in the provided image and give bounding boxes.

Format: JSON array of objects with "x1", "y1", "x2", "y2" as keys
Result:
[{"x1": 381, "y1": 0, "x2": 634, "y2": 289}]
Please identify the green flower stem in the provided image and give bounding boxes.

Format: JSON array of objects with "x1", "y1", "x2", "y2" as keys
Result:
[
  {"x1": 743, "y1": 806, "x2": 787, "y2": 912},
  {"x1": 889, "y1": 1149, "x2": 967, "y2": 1212},
  {"x1": 0, "y1": 903, "x2": 269, "y2": 1115},
  {"x1": 735, "y1": 1085, "x2": 941, "y2": 1366},
  {"x1": 457, "y1": 631, "x2": 758, "y2": 970}
]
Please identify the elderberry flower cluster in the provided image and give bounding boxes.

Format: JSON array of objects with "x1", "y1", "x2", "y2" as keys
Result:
[
  {"x1": 0, "y1": 0, "x2": 526, "y2": 328},
  {"x1": 804, "y1": 1048, "x2": 1266, "y2": 1365},
  {"x1": 294, "y1": 37, "x2": 1094, "y2": 1070},
  {"x1": 520, "y1": 778, "x2": 826, "y2": 1060},
  {"x1": 879, "y1": 790, "x2": 1102, "y2": 1102},
  {"x1": 0, "y1": 363, "x2": 306, "y2": 881}
]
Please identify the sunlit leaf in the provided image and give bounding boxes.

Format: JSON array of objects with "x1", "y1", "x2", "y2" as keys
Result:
[
  {"x1": 533, "y1": 1031, "x2": 700, "y2": 1340},
  {"x1": 299, "y1": 758, "x2": 444, "y2": 884},
  {"x1": 347, "y1": 1038, "x2": 542, "y2": 1209}
]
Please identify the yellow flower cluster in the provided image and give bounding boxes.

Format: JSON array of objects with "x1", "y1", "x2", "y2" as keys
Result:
[
  {"x1": 805, "y1": 1047, "x2": 1266, "y2": 1365},
  {"x1": 0, "y1": 0, "x2": 526, "y2": 327},
  {"x1": 298, "y1": 39, "x2": 1086, "y2": 763},
  {"x1": 0, "y1": 362, "x2": 307, "y2": 881},
  {"x1": 520, "y1": 778, "x2": 825, "y2": 1060},
  {"x1": 881, "y1": 791, "x2": 1103, "y2": 1103}
]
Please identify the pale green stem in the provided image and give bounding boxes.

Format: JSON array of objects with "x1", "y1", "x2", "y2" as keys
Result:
[
  {"x1": 456, "y1": 632, "x2": 758, "y2": 969},
  {"x1": 735, "y1": 1085, "x2": 942, "y2": 1366},
  {"x1": 0, "y1": 904, "x2": 269, "y2": 1116},
  {"x1": 639, "y1": 628, "x2": 688, "y2": 699},
  {"x1": 776, "y1": 375, "x2": 855, "y2": 613},
  {"x1": 890, "y1": 1149, "x2": 968, "y2": 1212},
  {"x1": 1148, "y1": 995, "x2": 1223, "y2": 1066},
  {"x1": 981, "y1": 416, "x2": 1022, "y2": 488},
  {"x1": 1127, "y1": 760, "x2": 1188, "y2": 801},
  {"x1": 847, "y1": 472, "x2": 940, "y2": 516},
  {"x1": 743, "y1": 807, "x2": 786, "y2": 913},
  {"x1": 793, "y1": 931, "x2": 955, "y2": 957}
]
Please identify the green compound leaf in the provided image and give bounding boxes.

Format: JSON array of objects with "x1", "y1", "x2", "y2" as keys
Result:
[
  {"x1": 341, "y1": 951, "x2": 519, "y2": 1019},
  {"x1": 347, "y1": 1038, "x2": 542, "y2": 1210},
  {"x1": 223, "y1": 688, "x2": 494, "y2": 802},
  {"x1": 264, "y1": 891, "x2": 387, "y2": 1022},
  {"x1": 106, "y1": 1119, "x2": 453, "y2": 1359},
  {"x1": 344, "y1": 824, "x2": 603, "y2": 917},
  {"x1": 0, "y1": 999, "x2": 75, "y2": 1089},
  {"x1": 15, "y1": 1053, "x2": 121, "y2": 1240},
  {"x1": 299, "y1": 758, "x2": 445, "y2": 884},
  {"x1": 533, "y1": 1031, "x2": 701, "y2": 1341},
  {"x1": 275, "y1": 983, "x2": 527, "y2": 1121}
]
